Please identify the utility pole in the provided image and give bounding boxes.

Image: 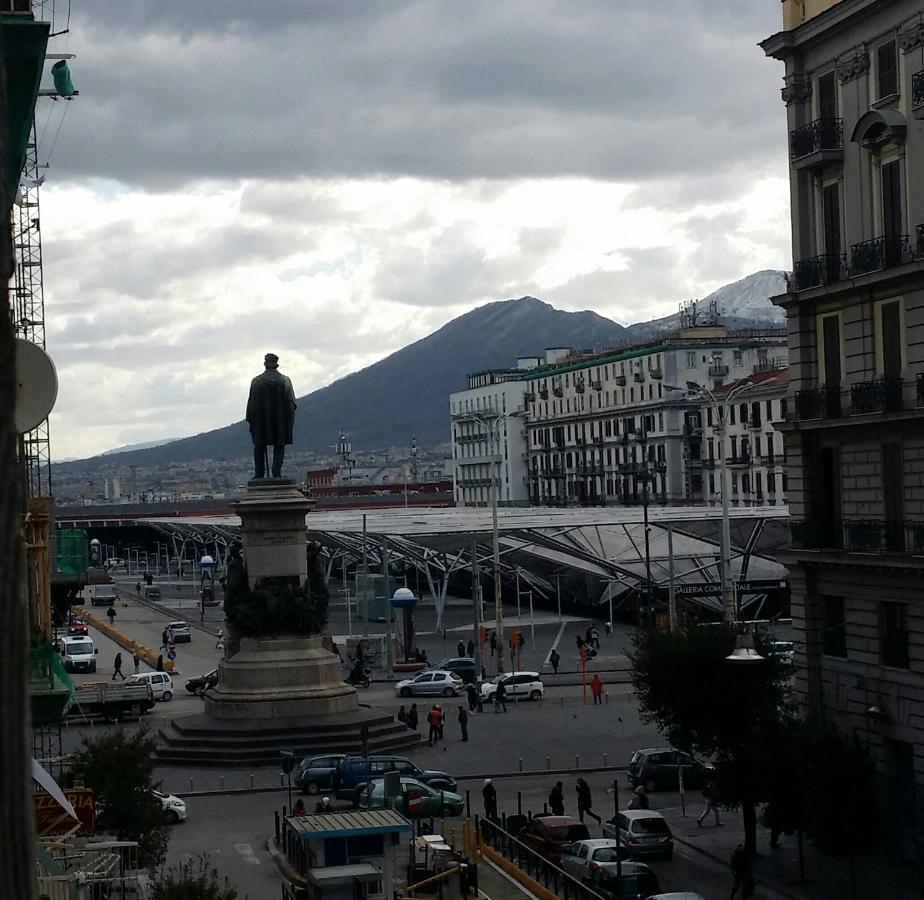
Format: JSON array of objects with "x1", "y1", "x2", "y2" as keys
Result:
[
  {"x1": 470, "y1": 535, "x2": 482, "y2": 687},
  {"x1": 489, "y1": 416, "x2": 504, "y2": 673}
]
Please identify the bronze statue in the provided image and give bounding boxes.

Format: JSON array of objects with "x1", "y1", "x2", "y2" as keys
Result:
[{"x1": 245, "y1": 352, "x2": 297, "y2": 478}]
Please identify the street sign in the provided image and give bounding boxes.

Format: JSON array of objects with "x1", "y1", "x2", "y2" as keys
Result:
[
  {"x1": 656, "y1": 579, "x2": 786, "y2": 599},
  {"x1": 34, "y1": 788, "x2": 95, "y2": 836}
]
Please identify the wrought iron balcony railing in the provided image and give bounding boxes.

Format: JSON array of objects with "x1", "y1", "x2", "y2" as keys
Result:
[
  {"x1": 791, "y1": 378, "x2": 923, "y2": 422},
  {"x1": 850, "y1": 234, "x2": 910, "y2": 275},
  {"x1": 591, "y1": 379, "x2": 602, "y2": 391},
  {"x1": 913, "y1": 69, "x2": 924, "y2": 109},
  {"x1": 615, "y1": 375, "x2": 627, "y2": 386},
  {"x1": 708, "y1": 363, "x2": 729, "y2": 378},
  {"x1": 574, "y1": 380, "x2": 585, "y2": 394},
  {"x1": 789, "y1": 117, "x2": 844, "y2": 160},
  {"x1": 793, "y1": 253, "x2": 846, "y2": 290},
  {"x1": 790, "y1": 519, "x2": 924, "y2": 554},
  {"x1": 633, "y1": 371, "x2": 645, "y2": 383},
  {"x1": 850, "y1": 377, "x2": 903, "y2": 414},
  {"x1": 792, "y1": 384, "x2": 842, "y2": 419}
]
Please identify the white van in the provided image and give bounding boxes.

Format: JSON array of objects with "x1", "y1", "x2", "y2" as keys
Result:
[
  {"x1": 58, "y1": 636, "x2": 99, "y2": 673},
  {"x1": 128, "y1": 671, "x2": 174, "y2": 701}
]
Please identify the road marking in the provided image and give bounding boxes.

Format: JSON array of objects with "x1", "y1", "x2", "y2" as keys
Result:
[
  {"x1": 233, "y1": 842, "x2": 261, "y2": 865},
  {"x1": 544, "y1": 622, "x2": 566, "y2": 665},
  {"x1": 484, "y1": 858, "x2": 540, "y2": 900}
]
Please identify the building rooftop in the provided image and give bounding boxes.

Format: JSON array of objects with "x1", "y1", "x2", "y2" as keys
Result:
[{"x1": 285, "y1": 809, "x2": 412, "y2": 839}]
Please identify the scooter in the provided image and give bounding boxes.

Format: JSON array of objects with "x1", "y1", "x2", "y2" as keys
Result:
[{"x1": 346, "y1": 664, "x2": 371, "y2": 688}]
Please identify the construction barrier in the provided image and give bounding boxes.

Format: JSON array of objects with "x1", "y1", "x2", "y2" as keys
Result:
[{"x1": 75, "y1": 607, "x2": 175, "y2": 672}]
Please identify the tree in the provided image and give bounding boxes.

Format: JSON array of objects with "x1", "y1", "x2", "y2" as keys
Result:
[
  {"x1": 71, "y1": 727, "x2": 170, "y2": 865},
  {"x1": 150, "y1": 856, "x2": 238, "y2": 900},
  {"x1": 630, "y1": 624, "x2": 792, "y2": 854}
]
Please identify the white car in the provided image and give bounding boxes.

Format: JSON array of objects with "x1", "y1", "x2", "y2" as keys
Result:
[
  {"x1": 395, "y1": 669, "x2": 463, "y2": 698},
  {"x1": 128, "y1": 672, "x2": 174, "y2": 701},
  {"x1": 560, "y1": 838, "x2": 627, "y2": 881},
  {"x1": 168, "y1": 621, "x2": 192, "y2": 643},
  {"x1": 153, "y1": 790, "x2": 186, "y2": 823},
  {"x1": 480, "y1": 671, "x2": 544, "y2": 701}
]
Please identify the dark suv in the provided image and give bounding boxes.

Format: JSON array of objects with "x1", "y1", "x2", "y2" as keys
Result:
[
  {"x1": 295, "y1": 754, "x2": 345, "y2": 795},
  {"x1": 627, "y1": 747, "x2": 714, "y2": 792},
  {"x1": 430, "y1": 657, "x2": 477, "y2": 684},
  {"x1": 334, "y1": 755, "x2": 456, "y2": 802}
]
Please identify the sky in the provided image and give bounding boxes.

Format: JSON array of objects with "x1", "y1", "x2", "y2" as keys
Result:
[{"x1": 32, "y1": 1, "x2": 793, "y2": 460}]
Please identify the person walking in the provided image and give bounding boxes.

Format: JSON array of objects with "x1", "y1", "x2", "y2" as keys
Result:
[
  {"x1": 628, "y1": 785, "x2": 649, "y2": 810},
  {"x1": 162, "y1": 628, "x2": 169, "y2": 649},
  {"x1": 590, "y1": 674, "x2": 604, "y2": 705},
  {"x1": 135, "y1": 581, "x2": 142, "y2": 597},
  {"x1": 482, "y1": 778, "x2": 497, "y2": 819},
  {"x1": 548, "y1": 781, "x2": 565, "y2": 816},
  {"x1": 436, "y1": 705, "x2": 445, "y2": 740},
  {"x1": 106, "y1": 605, "x2": 117, "y2": 627},
  {"x1": 427, "y1": 705, "x2": 442, "y2": 746},
  {"x1": 489, "y1": 631, "x2": 497, "y2": 658},
  {"x1": 729, "y1": 844, "x2": 754, "y2": 900},
  {"x1": 698, "y1": 781, "x2": 722, "y2": 827},
  {"x1": 215, "y1": 627, "x2": 224, "y2": 651},
  {"x1": 132, "y1": 650, "x2": 141, "y2": 675},
  {"x1": 156, "y1": 654, "x2": 164, "y2": 671},
  {"x1": 397, "y1": 705, "x2": 407, "y2": 726},
  {"x1": 549, "y1": 649, "x2": 561, "y2": 675},
  {"x1": 575, "y1": 778, "x2": 602, "y2": 824},
  {"x1": 407, "y1": 703, "x2": 419, "y2": 731},
  {"x1": 589, "y1": 626, "x2": 600, "y2": 650},
  {"x1": 457, "y1": 640, "x2": 466, "y2": 658},
  {"x1": 457, "y1": 705, "x2": 469, "y2": 742},
  {"x1": 466, "y1": 682, "x2": 479, "y2": 713},
  {"x1": 111, "y1": 652, "x2": 126, "y2": 681},
  {"x1": 467, "y1": 639, "x2": 475, "y2": 658},
  {"x1": 494, "y1": 679, "x2": 507, "y2": 713},
  {"x1": 292, "y1": 798, "x2": 306, "y2": 816}
]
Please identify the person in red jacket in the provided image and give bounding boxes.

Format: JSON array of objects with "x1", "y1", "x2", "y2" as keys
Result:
[
  {"x1": 590, "y1": 674, "x2": 604, "y2": 705},
  {"x1": 427, "y1": 705, "x2": 443, "y2": 746}
]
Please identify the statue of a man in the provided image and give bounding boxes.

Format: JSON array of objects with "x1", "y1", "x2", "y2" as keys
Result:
[{"x1": 245, "y1": 353, "x2": 297, "y2": 479}]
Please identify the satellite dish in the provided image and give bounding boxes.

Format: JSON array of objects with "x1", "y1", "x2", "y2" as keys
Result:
[{"x1": 15, "y1": 339, "x2": 58, "y2": 433}]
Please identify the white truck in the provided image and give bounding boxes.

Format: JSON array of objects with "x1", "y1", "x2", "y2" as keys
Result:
[
  {"x1": 87, "y1": 582, "x2": 119, "y2": 607},
  {"x1": 69, "y1": 681, "x2": 156, "y2": 722}
]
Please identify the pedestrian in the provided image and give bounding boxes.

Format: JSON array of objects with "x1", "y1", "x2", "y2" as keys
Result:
[
  {"x1": 144, "y1": 572, "x2": 153, "y2": 586},
  {"x1": 397, "y1": 704, "x2": 408, "y2": 725},
  {"x1": 407, "y1": 703, "x2": 419, "y2": 731},
  {"x1": 489, "y1": 631, "x2": 497, "y2": 657},
  {"x1": 494, "y1": 679, "x2": 507, "y2": 713},
  {"x1": 548, "y1": 781, "x2": 565, "y2": 816},
  {"x1": 628, "y1": 785, "x2": 649, "y2": 810},
  {"x1": 162, "y1": 628, "x2": 169, "y2": 648},
  {"x1": 111, "y1": 652, "x2": 126, "y2": 681},
  {"x1": 156, "y1": 654, "x2": 164, "y2": 672},
  {"x1": 589, "y1": 626, "x2": 600, "y2": 650},
  {"x1": 590, "y1": 674, "x2": 604, "y2": 705},
  {"x1": 482, "y1": 778, "x2": 497, "y2": 819},
  {"x1": 466, "y1": 682, "x2": 479, "y2": 713},
  {"x1": 315, "y1": 796, "x2": 333, "y2": 814},
  {"x1": 585, "y1": 625, "x2": 593, "y2": 644},
  {"x1": 292, "y1": 798, "x2": 306, "y2": 816},
  {"x1": 575, "y1": 778, "x2": 602, "y2": 824},
  {"x1": 106, "y1": 605, "x2": 116, "y2": 627},
  {"x1": 729, "y1": 843, "x2": 754, "y2": 900},
  {"x1": 215, "y1": 627, "x2": 224, "y2": 650},
  {"x1": 436, "y1": 705, "x2": 445, "y2": 740},
  {"x1": 517, "y1": 630, "x2": 526, "y2": 658},
  {"x1": 467, "y1": 639, "x2": 475, "y2": 658},
  {"x1": 549, "y1": 648, "x2": 560, "y2": 675},
  {"x1": 575, "y1": 634, "x2": 586, "y2": 654},
  {"x1": 457, "y1": 640, "x2": 466, "y2": 658},
  {"x1": 698, "y1": 781, "x2": 722, "y2": 827},
  {"x1": 135, "y1": 581, "x2": 142, "y2": 597},
  {"x1": 458, "y1": 705, "x2": 469, "y2": 742},
  {"x1": 132, "y1": 650, "x2": 141, "y2": 675},
  {"x1": 427, "y1": 705, "x2": 441, "y2": 746},
  {"x1": 604, "y1": 620, "x2": 612, "y2": 637}
]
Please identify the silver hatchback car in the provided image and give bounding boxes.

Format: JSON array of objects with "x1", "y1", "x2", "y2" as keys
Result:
[{"x1": 395, "y1": 669, "x2": 463, "y2": 697}]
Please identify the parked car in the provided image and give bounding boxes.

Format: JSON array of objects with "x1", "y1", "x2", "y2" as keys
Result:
[
  {"x1": 560, "y1": 838, "x2": 628, "y2": 881},
  {"x1": 394, "y1": 669, "x2": 463, "y2": 698},
  {"x1": 184, "y1": 669, "x2": 218, "y2": 696},
  {"x1": 153, "y1": 789, "x2": 187, "y2": 823},
  {"x1": 584, "y1": 861, "x2": 660, "y2": 900},
  {"x1": 58, "y1": 636, "x2": 98, "y2": 673},
  {"x1": 627, "y1": 748, "x2": 714, "y2": 792},
  {"x1": 128, "y1": 671, "x2": 174, "y2": 702},
  {"x1": 481, "y1": 671, "x2": 544, "y2": 702},
  {"x1": 430, "y1": 657, "x2": 477, "y2": 684},
  {"x1": 67, "y1": 619, "x2": 89, "y2": 636},
  {"x1": 334, "y1": 755, "x2": 456, "y2": 802},
  {"x1": 168, "y1": 621, "x2": 191, "y2": 643},
  {"x1": 295, "y1": 754, "x2": 345, "y2": 795},
  {"x1": 520, "y1": 816, "x2": 590, "y2": 862},
  {"x1": 358, "y1": 777, "x2": 464, "y2": 817},
  {"x1": 603, "y1": 809, "x2": 674, "y2": 860}
]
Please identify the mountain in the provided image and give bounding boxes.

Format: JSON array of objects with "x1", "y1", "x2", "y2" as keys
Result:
[
  {"x1": 101, "y1": 437, "x2": 181, "y2": 455},
  {"x1": 66, "y1": 270, "x2": 786, "y2": 467}
]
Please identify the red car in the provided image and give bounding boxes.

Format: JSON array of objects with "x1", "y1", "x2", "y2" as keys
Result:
[
  {"x1": 67, "y1": 619, "x2": 89, "y2": 636},
  {"x1": 520, "y1": 816, "x2": 590, "y2": 862}
]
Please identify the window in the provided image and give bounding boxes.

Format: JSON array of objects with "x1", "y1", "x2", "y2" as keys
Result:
[
  {"x1": 707, "y1": 407, "x2": 713, "y2": 427},
  {"x1": 729, "y1": 406, "x2": 736, "y2": 425},
  {"x1": 687, "y1": 351, "x2": 696, "y2": 368},
  {"x1": 880, "y1": 602, "x2": 909, "y2": 668},
  {"x1": 818, "y1": 70, "x2": 837, "y2": 119},
  {"x1": 733, "y1": 350, "x2": 743, "y2": 367},
  {"x1": 881, "y1": 160, "x2": 903, "y2": 265},
  {"x1": 876, "y1": 39, "x2": 898, "y2": 99},
  {"x1": 821, "y1": 595, "x2": 846, "y2": 657}
]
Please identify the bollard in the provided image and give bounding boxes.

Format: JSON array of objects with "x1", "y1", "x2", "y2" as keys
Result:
[
  {"x1": 546, "y1": 756, "x2": 551, "y2": 770},
  {"x1": 280, "y1": 772, "x2": 284, "y2": 787},
  {"x1": 220, "y1": 775, "x2": 225, "y2": 791},
  {"x1": 466, "y1": 789, "x2": 471, "y2": 818},
  {"x1": 518, "y1": 757, "x2": 523, "y2": 772},
  {"x1": 575, "y1": 754, "x2": 580, "y2": 769},
  {"x1": 517, "y1": 792, "x2": 522, "y2": 815},
  {"x1": 250, "y1": 773, "x2": 255, "y2": 789},
  {"x1": 189, "y1": 777, "x2": 194, "y2": 793},
  {"x1": 604, "y1": 752, "x2": 608, "y2": 767},
  {"x1": 560, "y1": 696, "x2": 564, "y2": 707},
  {"x1": 605, "y1": 691, "x2": 609, "y2": 704}
]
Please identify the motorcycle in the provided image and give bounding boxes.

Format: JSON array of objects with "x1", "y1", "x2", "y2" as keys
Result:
[{"x1": 346, "y1": 663, "x2": 371, "y2": 688}]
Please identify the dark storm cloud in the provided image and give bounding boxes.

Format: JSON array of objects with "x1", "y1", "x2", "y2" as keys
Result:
[{"x1": 48, "y1": 1, "x2": 785, "y2": 189}]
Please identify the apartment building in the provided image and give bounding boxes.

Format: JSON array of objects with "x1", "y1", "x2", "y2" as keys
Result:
[
  {"x1": 522, "y1": 329, "x2": 787, "y2": 506},
  {"x1": 763, "y1": 0, "x2": 924, "y2": 859},
  {"x1": 449, "y1": 360, "x2": 539, "y2": 506},
  {"x1": 700, "y1": 368, "x2": 789, "y2": 508}
]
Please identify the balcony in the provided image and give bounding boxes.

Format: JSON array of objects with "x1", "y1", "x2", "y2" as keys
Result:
[
  {"x1": 615, "y1": 375, "x2": 627, "y2": 386},
  {"x1": 791, "y1": 378, "x2": 924, "y2": 423},
  {"x1": 538, "y1": 388, "x2": 549, "y2": 399},
  {"x1": 754, "y1": 356, "x2": 786, "y2": 374},
  {"x1": 913, "y1": 70, "x2": 924, "y2": 116},
  {"x1": 850, "y1": 377, "x2": 903, "y2": 414},
  {"x1": 790, "y1": 519, "x2": 924, "y2": 554},
  {"x1": 552, "y1": 385, "x2": 563, "y2": 398},
  {"x1": 524, "y1": 392, "x2": 536, "y2": 403},
  {"x1": 591, "y1": 379, "x2": 602, "y2": 391},
  {"x1": 649, "y1": 368, "x2": 663, "y2": 380},
  {"x1": 789, "y1": 117, "x2": 844, "y2": 169},
  {"x1": 792, "y1": 384, "x2": 842, "y2": 420},
  {"x1": 575, "y1": 380, "x2": 585, "y2": 394},
  {"x1": 726, "y1": 454, "x2": 753, "y2": 468},
  {"x1": 576, "y1": 464, "x2": 604, "y2": 477},
  {"x1": 849, "y1": 234, "x2": 910, "y2": 276},
  {"x1": 793, "y1": 253, "x2": 845, "y2": 290},
  {"x1": 708, "y1": 363, "x2": 729, "y2": 378},
  {"x1": 633, "y1": 371, "x2": 645, "y2": 383}
]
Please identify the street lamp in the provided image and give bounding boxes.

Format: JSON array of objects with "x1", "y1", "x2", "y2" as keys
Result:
[{"x1": 455, "y1": 407, "x2": 522, "y2": 674}]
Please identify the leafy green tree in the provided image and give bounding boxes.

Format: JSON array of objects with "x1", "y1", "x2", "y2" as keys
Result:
[
  {"x1": 71, "y1": 727, "x2": 170, "y2": 865},
  {"x1": 630, "y1": 624, "x2": 792, "y2": 854},
  {"x1": 151, "y1": 856, "x2": 238, "y2": 900}
]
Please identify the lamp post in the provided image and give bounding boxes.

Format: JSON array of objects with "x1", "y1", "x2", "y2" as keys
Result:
[{"x1": 455, "y1": 407, "x2": 521, "y2": 674}]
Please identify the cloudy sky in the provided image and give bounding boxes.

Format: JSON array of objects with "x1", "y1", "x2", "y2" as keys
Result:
[{"x1": 34, "y1": 1, "x2": 792, "y2": 459}]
